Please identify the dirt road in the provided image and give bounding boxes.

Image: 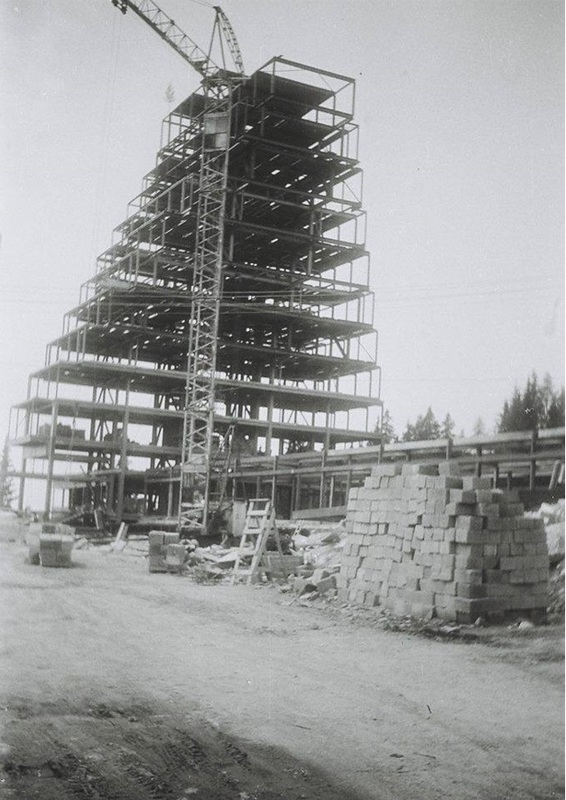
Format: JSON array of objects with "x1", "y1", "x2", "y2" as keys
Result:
[{"x1": 0, "y1": 521, "x2": 563, "y2": 800}]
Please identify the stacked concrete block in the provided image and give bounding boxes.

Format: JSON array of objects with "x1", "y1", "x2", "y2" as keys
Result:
[
  {"x1": 39, "y1": 533, "x2": 75, "y2": 567},
  {"x1": 27, "y1": 522, "x2": 75, "y2": 567},
  {"x1": 165, "y1": 543, "x2": 188, "y2": 572},
  {"x1": 148, "y1": 530, "x2": 180, "y2": 573},
  {"x1": 337, "y1": 462, "x2": 549, "y2": 623}
]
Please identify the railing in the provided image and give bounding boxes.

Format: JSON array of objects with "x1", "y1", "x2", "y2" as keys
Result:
[{"x1": 231, "y1": 427, "x2": 566, "y2": 496}]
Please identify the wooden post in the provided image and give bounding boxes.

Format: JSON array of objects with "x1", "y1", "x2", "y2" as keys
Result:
[
  {"x1": 318, "y1": 450, "x2": 327, "y2": 508},
  {"x1": 529, "y1": 430, "x2": 537, "y2": 491},
  {"x1": 271, "y1": 456, "x2": 277, "y2": 505},
  {"x1": 475, "y1": 446, "x2": 482, "y2": 477}
]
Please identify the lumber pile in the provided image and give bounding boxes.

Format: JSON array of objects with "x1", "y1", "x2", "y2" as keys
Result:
[{"x1": 338, "y1": 462, "x2": 549, "y2": 623}]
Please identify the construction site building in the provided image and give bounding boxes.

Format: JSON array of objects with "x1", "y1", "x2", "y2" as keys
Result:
[{"x1": 10, "y1": 58, "x2": 382, "y2": 525}]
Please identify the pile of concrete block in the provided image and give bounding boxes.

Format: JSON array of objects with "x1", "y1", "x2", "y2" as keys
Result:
[
  {"x1": 292, "y1": 566, "x2": 339, "y2": 598},
  {"x1": 148, "y1": 530, "x2": 180, "y2": 573},
  {"x1": 39, "y1": 534, "x2": 75, "y2": 567},
  {"x1": 337, "y1": 462, "x2": 549, "y2": 623},
  {"x1": 27, "y1": 522, "x2": 75, "y2": 567},
  {"x1": 165, "y1": 543, "x2": 188, "y2": 572}
]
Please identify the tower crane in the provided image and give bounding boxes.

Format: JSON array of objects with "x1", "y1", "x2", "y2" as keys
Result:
[
  {"x1": 111, "y1": 1, "x2": 245, "y2": 83},
  {"x1": 110, "y1": 0, "x2": 246, "y2": 531}
]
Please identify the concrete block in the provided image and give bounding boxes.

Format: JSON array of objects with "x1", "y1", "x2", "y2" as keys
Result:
[
  {"x1": 149, "y1": 555, "x2": 168, "y2": 573},
  {"x1": 455, "y1": 597, "x2": 504, "y2": 623},
  {"x1": 453, "y1": 568, "x2": 483, "y2": 585},
  {"x1": 462, "y1": 476, "x2": 493, "y2": 490},
  {"x1": 498, "y1": 503, "x2": 525, "y2": 517},
  {"x1": 165, "y1": 543, "x2": 187, "y2": 569},
  {"x1": 474, "y1": 489, "x2": 498, "y2": 503},
  {"x1": 476, "y1": 503, "x2": 500, "y2": 518},
  {"x1": 456, "y1": 583, "x2": 488, "y2": 598},
  {"x1": 456, "y1": 515, "x2": 484, "y2": 532},
  {"x1": 371, "y1": 463, "x2": 403, "y2": 477},
  {"x1": 364, "y1": 591, "x2": 380, "y2": 607},
  {"x1": 438, "y1": 462, "x2": 461, "y2": 476},
  {"x1": 149, "y1": 530, "x2": 166, "y2": 549},
  {"x1": 429, "y1": 579, "x2": 457, "y2": 595},
  {"x1": 449, "y1": 489, "x2": 477, "y2": 504},
  {"x1": 436, "y1": 476, "x2": 464, "y2": 489},
  {"x1": 316, "y1": 575, "x2": 338, "y2": 595},
  {"x1": 446, "y1": 502, "x2": 477, "y2": 516},
  {"x1": 401, "y1": 463, "x2": 439, "y2": 476},
  {"x1": 454, "y1": 548, "x2": 484, "y2": 569},
  {"x1": 435, "y1": 595, "x2": 457, "y2": 620},
  {"x1": 484, "y1": 569, "x2": 507, "y2": 584}
]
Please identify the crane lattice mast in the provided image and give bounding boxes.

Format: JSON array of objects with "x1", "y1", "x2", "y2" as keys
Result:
[{"x1": 111, "y1": 0, "x2": 245, "y2": 530}]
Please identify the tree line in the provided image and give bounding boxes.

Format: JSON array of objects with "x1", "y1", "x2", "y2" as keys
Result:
[{"x1": 380, "y1": 371, "x2": 565, "y2": 444}]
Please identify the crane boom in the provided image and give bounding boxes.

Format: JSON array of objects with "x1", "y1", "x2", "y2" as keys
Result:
[
  {"x1": 214, "y1": 7, "x2": 245, "y2": 76},
  {"x1": 111, "y1": 0, "x2": 245, "y2": 79}
]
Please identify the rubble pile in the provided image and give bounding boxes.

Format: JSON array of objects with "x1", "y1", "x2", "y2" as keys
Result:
[
  {"x1": 284, "y1": 522, "x2": 347, "y2": 597},
  {"x1": 108, "y1": 518, "x2": 345, "y2": 589},
  {"x1": 548, "y1": 559, "x2": 565, "y2": 616},
  {"x1": 527, "y1": 500, "x2": 565, "y2": 616},
  {"x1": 290, "y1": 521, "x2": 346, "y2": 568},
  {"x1": 527, "y1": 500, "x2": 565, "y2": 562},
  {"x1": 337, "y1": 462, "x2": 549, "y2": 623}
]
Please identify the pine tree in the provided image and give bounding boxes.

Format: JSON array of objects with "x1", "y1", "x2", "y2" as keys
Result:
[
  {"x1": 379, "y1": 409, "x2": 397, "y2": 443},
  {"x1": 0, "y1": 437, "x2": 14, "y2": 510},
  {"x1": 164, "y1": 82, "x2": 176, "y2": 105},
  {"x1": 472, "y1": 416, "x2": 486, "y2": 437},
  {"x1": 498, "y1": 372, "x2": 565, "y2": 432},
  {"x1": 547, "y1": 387, "x2": 565, "y2": 428},
  {"x1": 440, "y1": 412, "x2": 455, "y2": 440},
  {"x1": 403, "y1": 407, "x2": 441, "y2": 441},
  {"x1": 523, "y1": 372, "x2": 543, "y2": 430}
]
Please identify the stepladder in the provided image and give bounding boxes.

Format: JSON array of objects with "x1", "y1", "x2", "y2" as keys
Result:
[{"x1": 232, "y1": 498, "x2": 287, "y2": 585}]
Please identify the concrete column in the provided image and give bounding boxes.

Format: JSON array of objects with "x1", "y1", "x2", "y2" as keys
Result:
[
  {"x1": 43, "y1": 401, "x2": 59, "y2": 520},
  {"x1": 115, "y1": 381, "x2": 131, "y2": 523}
]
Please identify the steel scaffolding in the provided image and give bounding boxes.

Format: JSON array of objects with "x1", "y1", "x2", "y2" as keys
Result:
[{"x1": 10, "y1": 58, "x2": 382, "y2": 525}]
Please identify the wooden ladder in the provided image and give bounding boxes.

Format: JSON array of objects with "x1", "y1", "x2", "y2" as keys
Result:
[{"x1": 232, "y1": 498, "x2": 286, "y2": 585}]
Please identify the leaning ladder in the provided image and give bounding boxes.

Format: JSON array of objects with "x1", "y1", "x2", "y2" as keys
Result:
[{"x1": 232, "y1": 499, "x2": 286, "y2": 585}]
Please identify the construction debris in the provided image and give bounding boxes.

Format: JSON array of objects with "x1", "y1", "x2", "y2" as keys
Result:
[
  {"x1": 526, "y1": 500, "x2": 565, "y2": 561},
  {"x1": 291, "y1": 521, "x2": 347, "y2": 568}
]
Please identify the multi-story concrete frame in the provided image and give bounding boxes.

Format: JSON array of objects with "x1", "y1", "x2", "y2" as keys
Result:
[{"x1": 11, "y1": 58, "x2": 382, "y2": 522}]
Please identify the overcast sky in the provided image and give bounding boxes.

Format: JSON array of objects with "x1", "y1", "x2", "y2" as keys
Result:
[{"x1": 0, "y1": 0, "x2": 563, "y2": 448}]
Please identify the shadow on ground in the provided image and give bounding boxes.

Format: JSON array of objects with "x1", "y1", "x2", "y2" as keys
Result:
[{"x1": 0, "y1": 699, "x2": 370, "y2": 800}]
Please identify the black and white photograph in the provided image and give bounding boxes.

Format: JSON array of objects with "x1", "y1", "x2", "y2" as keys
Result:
[{"x1": 0, "y1": 1, "x2": 563, "y2": 798}]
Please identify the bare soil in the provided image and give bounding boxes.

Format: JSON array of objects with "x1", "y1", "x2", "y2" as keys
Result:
[{"x1": 0, "y1": 517, "x2": 563, "y2": 800}]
